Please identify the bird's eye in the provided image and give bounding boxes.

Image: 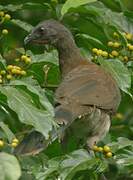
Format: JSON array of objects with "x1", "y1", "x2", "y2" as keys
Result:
[{"x1": 40, "y1": 27, "x2": 45, "y2": 32}]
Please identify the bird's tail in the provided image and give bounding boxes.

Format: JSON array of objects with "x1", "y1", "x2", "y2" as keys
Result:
[
  {"x1": 14, "y1": 131, "x2": 49, "y2": 156},
  {"x1": 14, "y1": 105, "x2": 109, "y2": 155},
  {"x1": 14, "y1": 105, "x2": 77, "y2": 156}
]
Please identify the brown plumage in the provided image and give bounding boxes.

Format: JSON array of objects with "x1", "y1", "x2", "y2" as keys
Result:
[{"x1": 15, "y1": 20, "x2": 121, "y2": 155}]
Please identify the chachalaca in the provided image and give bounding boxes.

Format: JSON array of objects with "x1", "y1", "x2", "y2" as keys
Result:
[{"x1": 14, "y1": 20, "x2": 121, "y2": 155}]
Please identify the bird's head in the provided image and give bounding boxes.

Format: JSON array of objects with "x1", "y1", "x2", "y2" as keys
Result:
[{"x1": 24, "y1": 19, "x2": 73, "y2": 47}]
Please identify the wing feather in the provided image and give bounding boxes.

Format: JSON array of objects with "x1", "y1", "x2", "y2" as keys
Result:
[{"x1": 56, "y1": 64, "x2": 120, "y2": 112}]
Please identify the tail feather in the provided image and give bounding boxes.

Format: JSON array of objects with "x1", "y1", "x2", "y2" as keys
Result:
[
  {"x1": 14, "y1": 106, "x2": 110, "y2": 155},
  {"x1": 14, "y1": 106, "x2": 75, "y2": 155},
  {"x1": 14, "y1": 131, "x2": 48, "y2": 156}
]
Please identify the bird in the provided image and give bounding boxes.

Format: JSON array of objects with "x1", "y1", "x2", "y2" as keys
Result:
[{"x1": 14, "y1": 19, "x2": 121, "y2": 155}]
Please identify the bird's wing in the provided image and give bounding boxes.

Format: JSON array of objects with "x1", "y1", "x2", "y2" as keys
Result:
[{"x1": 56, "y1": 64, "x2": 121, "y2": 112}]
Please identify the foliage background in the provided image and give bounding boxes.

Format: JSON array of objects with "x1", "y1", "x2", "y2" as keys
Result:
[{"x1": 0, "y1": 0, "x2": 133, "y2": 179}]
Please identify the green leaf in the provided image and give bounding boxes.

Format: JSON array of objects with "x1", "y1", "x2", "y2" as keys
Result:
[
  {"x1": 108, "y1": 137, "x2": 133, "y2": 152},
  {"x1": 98, "y1": 58, "x2": 131, "y2": 96},
  {"x1": 0, "y1": 56, "x2": 6, "y2": 69},
  {"x1": 76, "y1": 33, "x2": 107, "y2": 50},
  {"x1": 0, "y1": 122, "x2": 15, "y2": 142},
  {"x1": 11, "y1": 19, "x2": 33, "y2": 32},
  {"x1": 0, "y1": 86, "x2": 54, "y2": 139},
  {"x1": 29, "y1": 62, "x2": 60, "y2": 85},
  {"x1": 116, "y1": 155, "x2": 133, "y2": 167},
  {"x1": 100, "y1": 0, "x2": 125, "y2": 12},
  {"x1": 61, "y1": 0, "x2": 97, "y2": 16},
  {"x1": 115, "y1": 149, "x2": 133, "y2": 169},
  {"x1": 15, "y1": 47, "x2": 26, "y2": 54},
  {"x1": 19, "y1": 153, "x2": 49, "y2": 179},
  {"x1": 27, "y1": 49, "x2": 58, "y2": 65},
  {"x1": 10, "y1": 79, "x2": 54, "y2": 116},
  {"x1": 0, "y1": 152, "x2": 21, "y2": 180},
  {"x1": 0, "y1": 4, "x2": 23, "y2": 11},
  {"x1": 59, "y1": 149, "x2": 102, "y2": 180},
  {"x1": 99, "y1": 8, "x2": 133, "y2": 33},
  {"x1": 33, "y1": 149, "x2": 106, "y2": 179},
  {"x1": 117, "y1": 137, "x2": 133, "y2": 148},
  {"x1": 36, "y1": 158, "x2": 60, "y2": 180}
]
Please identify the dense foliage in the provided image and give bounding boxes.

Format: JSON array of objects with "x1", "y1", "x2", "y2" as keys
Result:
[{"x1": 0, "y1": 0, "x2": 133, "y2": 179}]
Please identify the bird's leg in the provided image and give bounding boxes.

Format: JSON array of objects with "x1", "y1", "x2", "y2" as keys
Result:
[
  {"x1": 86, "y1": 109, "x2": 111, "y2": 150},
  {"x1": 86, "y1": 135, "x2": 101, "y2": 149}
]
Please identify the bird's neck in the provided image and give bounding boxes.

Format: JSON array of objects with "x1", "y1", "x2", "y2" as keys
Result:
[{"x1": 56, "y1": 36, "x2": 85, "y2": 77}]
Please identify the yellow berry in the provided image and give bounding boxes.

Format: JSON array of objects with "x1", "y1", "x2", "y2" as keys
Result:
[
  {"x1": 106, "y1": 152, "x2": 112, "y2": 158},
  {"x1": 115, "y1": 113, "x2": 123, "y2": 120},
  {"x1": 0, "y1": 75, "x2": 2, "y2": 79},
  {"x1": 15, "y1": 58, "x2": 20, "y2": 62},
  {"x1": 113, "y1": 42, "x2": 120, "y2": 48},
  {"x1": 11, "y1": 142, "x2": 18, "y2": 148},
  {"x1": 25, "y1": 57, "x2": 31, "y2": 64},
  {"x1": 0, "y1": 140, "x2": 4, "y2": 147},
  {"x1": 125, "y1": 33, "x2": 132, "y2": 40},
  {"x1": 21, "y1": 55, "x2": 27, "y2": 61},
  {"x1": 0, "y1": 11, "x2": 4, "y2": 16},
  {"x1": 4, "y1": 14, "x2": 11, "y2": 20},
  {"x1": 21, "y1": 70, "x2": 27, "y2": 76},
  {"x1": 111, "y1": 50, "x2": 119, "y2": 57},
  {"x1": 108, "y1": 41, "x2": 114, "y2": 46},
  {"x1": 0, "y1": 11, "x2": 4, "y2": 17},
  {"x1": 96, "y1": 49, "x2": 103, "y2": 56},
  {"x1": 103, "y1": 145, "x2": 111, "y2": 152},
  {"x1": 98, "y1": 147, "x2": 103, "y2": 152},
  {"x1": 0, "y1": 79, "x2": 3, "y2": 83},
  {"x1": 12, "y1": 138, "x2": 19, "y2": 144},
  {"x1": 0, "y1": 70, "x2": 6, "y2": 75},
  {"x1": 123, "y1": 56, "x2": 128, "y2": 62},
  {"x1": 7, "y1": 65, "x2": 13, "y2": 70},
  {"x1": 118, "y1": 56, "x2": 123, "y2": 61},
  {"x1": 16, "y1": 70, "x2": 21, "y2": 74},
  {"x1": 13, "y1": 66, "x2": 21, "y2": 70},
  {"x1": 113, "y1": 32, "x2": 119, "y2": 38},
  {"x1": 127, "y1": 43, "x2": 131, "y2": 48},
  {"x1": 109, "y1": 54, "x2": 114, "y2": 58},
  {"x1": 11, "y1": 69, "x2": 21, "y2": 75},
  {"x1": 2, "y1": 29, "x2": 8, "y2": 35},
  {"x1": 102, "y1": 51, "x2": 108, "y2": 57},
  {"x1": 6, "y1": 74, "x2": 12, "y2": 80},
  {"x1": 11, "y1": 69, "x2": 17, "y2": 74},
  {"x1": 128, "y1": 45, "x2": 133, "y2": 51},
  {"x1": 92, "y1": 48, "x2": 98, "y2": 53},
  {"x1": 93, "y1": 145, "x2": 99, "y2": 152}
]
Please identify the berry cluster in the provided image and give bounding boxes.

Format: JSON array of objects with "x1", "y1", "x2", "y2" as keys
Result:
[
  {"x1": 92, "y1": 31, "x2": 133, "y2": 63},
  {"x1": 7, "y1": 65, "x2": 27, "y2": 76},
  {"x1": 11, "y1": 138, "x2": 19, "y2": 147},
  {"x1": 0, "y1": 54, "x2": 32, "y2": 84},
  {"x1": 92, "y1": 48, "x2": 108, "y2": 57},
  {"x1": 0, "y1": 65, "x2": 27, "y2": 83},
  {"x1": 0, "y1": 138, "x2": 19, "y2": 148},
  {"x1": 93, "y1": 145, "x2": 113, "y2": 158},
  {"x1": 0, "y1": 11, "x2": 11, "y2": 21},
  {"x1": 0, "y1": 11, "x2": 11, "y2": 35},
  {"x1": 20, "y1": 55, "x2": 31, "y2": 64}
]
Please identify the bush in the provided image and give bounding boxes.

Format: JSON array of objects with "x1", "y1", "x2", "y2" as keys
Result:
[{"x1": 0, "y1": 0, "x2": 133, "y2": 179}]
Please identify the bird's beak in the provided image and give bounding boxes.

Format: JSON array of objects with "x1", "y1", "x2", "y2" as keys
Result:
[
  {"x1": 24, "y1": 34, "x2": 49, "y2": 45},
  {"x1": 24, "y1": 34, "x2": 33, "y2": 45}
]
